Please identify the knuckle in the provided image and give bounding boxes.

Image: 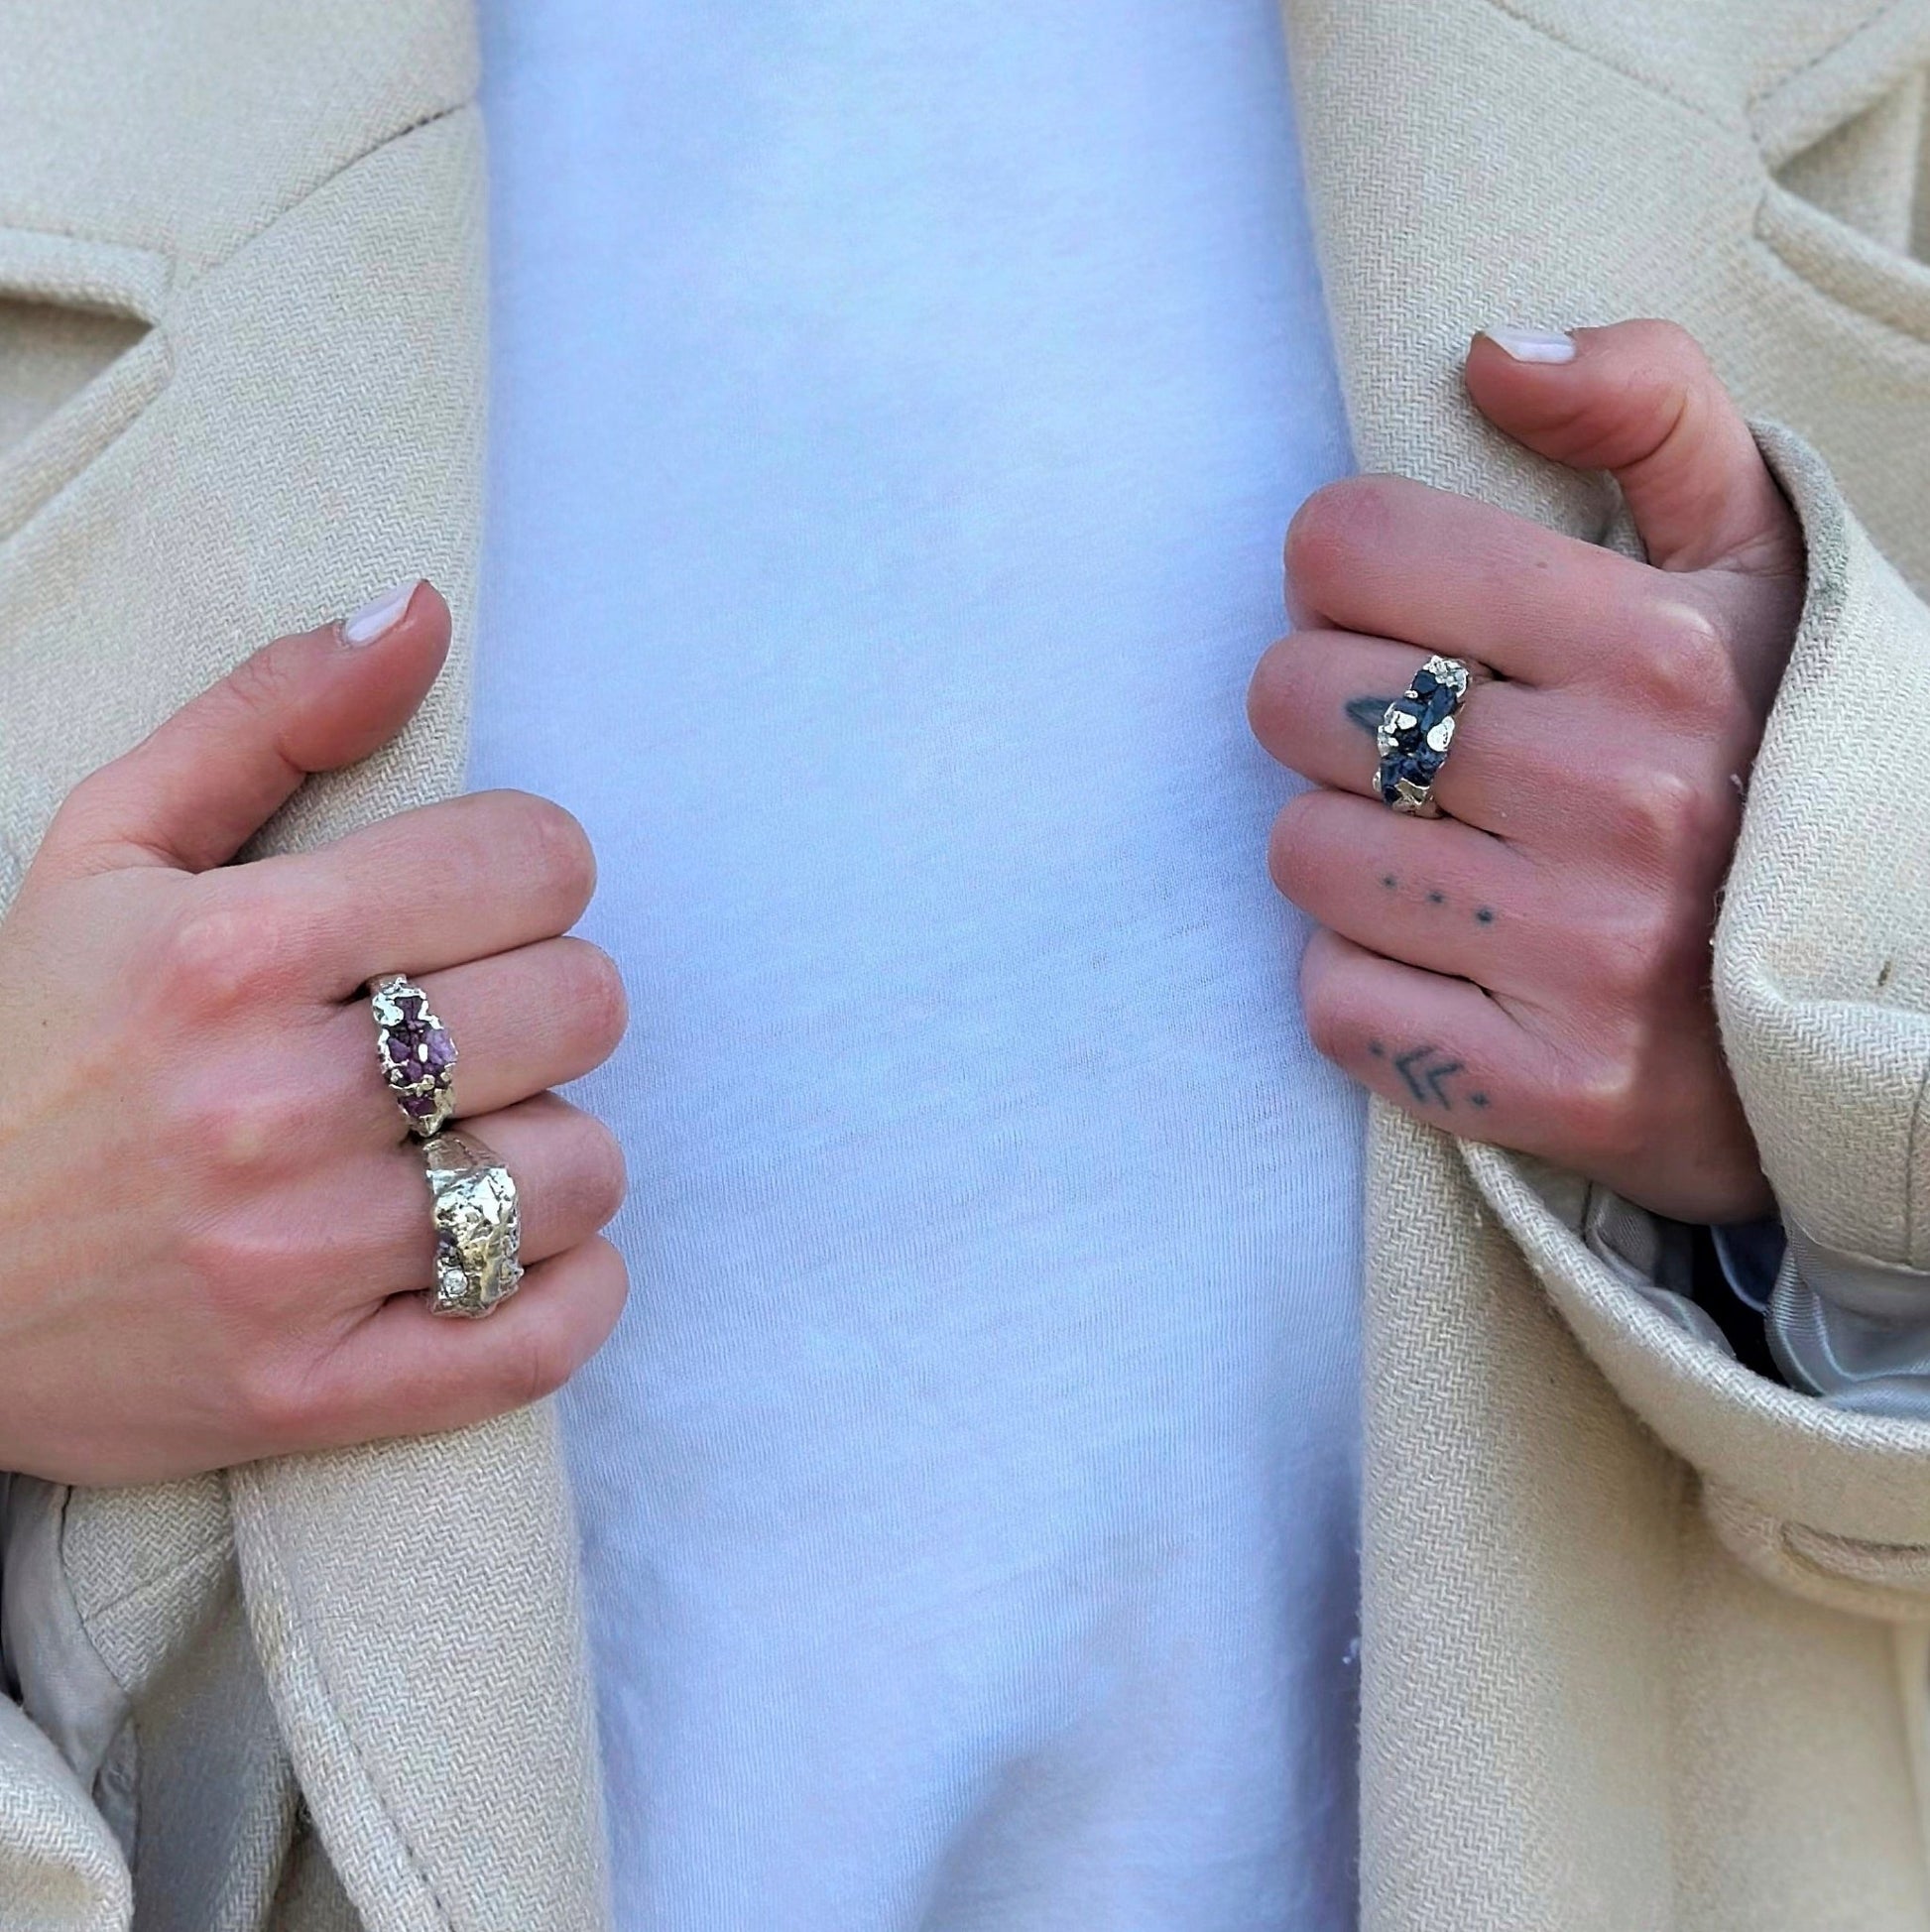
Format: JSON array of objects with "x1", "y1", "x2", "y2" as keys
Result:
[
  {"x1": 488, "y1": 791, "x2": 598, "y2": 911},
  {"x1": 1267, "y1": 793, "x2": 1344, "y2": 909},
  {"x1": 1625, "y1": 317, "x2": 1708, "y2": 373},
  {"x1": 1620, "y1": 599, "x2": 1738, "y2": 722},
  {"x1": 40, "y1": 774, "x2": 117, "y2": 873},
  {"x1": 525, "y1": 793, "x2": 597, "y2": 902},
  {"x1": 1284, "y1": 475, "x2": 1399, "y2": 602},
  {"x1": 152, "y1": 898, "x2": 292, "y2": 1014},
  {"x1": 218, "y1": 637, "x2": 304, "y2": 724},
  {"x1": 1598, "y1": 764, "x2": 1729, "y2": 876},
  {"x1": 561, "y1": 1117, "x2": 629, "y2": 1231},
  {"x1": 1267, "y1": 800, "x2": 1312, "y2": 901},
  {"x1": 1586, "y1": 901, "x2": 1684, "y2": 1003},
  {"x1": 1299, "y1": 974, "x2": 1358, "y2": 1069},
  {"x1": 1558, "y1": 1051, "x2": 1651, "y2": 1171},
  {"x1": 177, "y1": 1216, "x2": 275, "y2": 1305},
  {"x1": 176, "y1": 1081, "x2": 290, "y2": 1183},
  {"x1": 232, "y1": 1352, "x2": 321, "y2": 1446},
  {"x1": 1246, "y1": 635, "x2": 1304, "y2": 746}
]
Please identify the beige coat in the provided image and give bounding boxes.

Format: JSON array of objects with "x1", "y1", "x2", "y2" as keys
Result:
[{"x1": 3, "y1": 0, "x2": 1930, "y2": 1925}]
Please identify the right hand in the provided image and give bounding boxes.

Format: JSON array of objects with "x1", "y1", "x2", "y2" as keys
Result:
[{"x1": 0, "y1": 583, "x2": 630, "y2": 1485}]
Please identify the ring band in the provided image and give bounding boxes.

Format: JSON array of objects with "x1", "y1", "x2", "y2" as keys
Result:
[
  {"x1": 369, "y1": 974, "x2": 458, "y2": 1138},
  {"x1": 422, "y1": 1130, "x2": 524, "y2": 1318},
  {"x1": 1377, "y1": 655, "x2": 1476, "y2": 818}
]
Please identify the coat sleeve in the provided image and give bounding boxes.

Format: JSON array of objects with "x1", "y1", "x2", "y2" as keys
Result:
[{"x1": 1458, "y1": 422, "x2": 1930, "y2": 1618}]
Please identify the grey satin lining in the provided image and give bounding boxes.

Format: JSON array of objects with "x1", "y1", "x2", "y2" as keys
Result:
[
  {"x1": 1769, "y1": 1229, "x2": 1930, "y2": 1421},
  {"x1": 1580, "y1": 1185, "x2": 1735, "y2": 1355},
  {"x1": 0, "y1": 1477, "x2": 137, "y2": 1854},
  {"x1": 1784, "y1": 1223, "x2": 1930, "y2": 1322}
]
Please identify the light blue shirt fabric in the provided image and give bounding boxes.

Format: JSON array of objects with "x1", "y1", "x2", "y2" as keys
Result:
[{"x1": 472, "y1": 5, "x2": 1364, "y2": 1926}]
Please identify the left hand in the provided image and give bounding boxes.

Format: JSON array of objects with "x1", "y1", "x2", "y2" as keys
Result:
[{"x1": 1248, "y1": 319, "x2": 1805, "y2": 1224}]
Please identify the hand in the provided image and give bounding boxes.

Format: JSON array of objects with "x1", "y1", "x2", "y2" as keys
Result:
[
  {"x1": 1248, "y1": 320, "x2": 1805, "y2": 1224},
  {"x1": 0, "y1": 585, "x2": 629, "y2": 1484}
]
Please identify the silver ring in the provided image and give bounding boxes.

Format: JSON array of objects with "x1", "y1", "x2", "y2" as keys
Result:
[
  {"x1": 422, "y1": 1131, "x2": 524, "y2": 1318},
  {"x1": 369, "y1": 974, "x2": 458, "y2": 1138},
  {"x1": 1377, "y1": 655, "x2": 1477, "y2": 818}
]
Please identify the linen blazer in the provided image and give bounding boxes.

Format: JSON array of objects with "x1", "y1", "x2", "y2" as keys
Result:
[{"x1": 4, "y1": 0, "x2": 1930, "y2": 1927}]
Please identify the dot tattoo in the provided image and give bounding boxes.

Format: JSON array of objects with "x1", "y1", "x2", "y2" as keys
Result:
[
  {"x1": 1427, "y1": 890, "x2": 1446, "y2": 906},
  {"x1": 1475, "y1": 906, "x2": 1497, "y2": 925}
]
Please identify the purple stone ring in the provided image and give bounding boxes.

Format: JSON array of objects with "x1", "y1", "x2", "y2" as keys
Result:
[{"x1": 368, "y1": 974, "x2": 459, "y2": 1139}]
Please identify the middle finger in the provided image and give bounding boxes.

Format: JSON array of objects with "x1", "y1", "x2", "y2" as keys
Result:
[
  {"x1": 314, "y1": 934, "x2": 628, "y2": 1151},
  {"x1": 1250, "y1": 629, "x2": 1574, "y2": 842}
]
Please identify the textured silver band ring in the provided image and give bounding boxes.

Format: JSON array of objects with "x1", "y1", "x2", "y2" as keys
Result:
[
  {"x1": 422, "y1": 1130, "x2": 524, "y2": 1318},
  {"x1": 1377, "y1": 655, "x2": 1477, "y2": 818},
  {"x1": 369, "y1": 973, "x2": 458, "y2": 1138}
]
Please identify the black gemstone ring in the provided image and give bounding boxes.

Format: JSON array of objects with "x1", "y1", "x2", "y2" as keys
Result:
[{"x1": 1376, "y1": 655, "x2": 1477, "y2": 818}]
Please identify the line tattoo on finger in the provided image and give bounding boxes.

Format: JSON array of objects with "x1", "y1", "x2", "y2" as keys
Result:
[
  {"x1": 1391, "y1": 1042, "x2": 1466, "y2": 1110},
  {"x1": 1346, "y1": 695, "x2": 1400, "y2": 737}
]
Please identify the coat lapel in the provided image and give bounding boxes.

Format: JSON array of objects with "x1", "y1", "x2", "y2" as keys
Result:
[
  {"x1": 0, "y1": 4, "x2": 606, "y2": 1923},
  {"x1": 1282, "y1": 1, "x2": 1930, "y2": 1923}
]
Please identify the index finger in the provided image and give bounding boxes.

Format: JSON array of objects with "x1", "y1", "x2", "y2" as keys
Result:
[
  {"x1": 243, "y1": 787, "x2": 598, "y2": 995},
  {"x1": 1284, "y1": 473, "x2": 1707, "y2": 685}
]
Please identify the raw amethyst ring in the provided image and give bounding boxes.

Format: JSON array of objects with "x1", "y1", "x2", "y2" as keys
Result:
[{"x1": 369, "y1": 974, "x2": 458, "y2": 1138}]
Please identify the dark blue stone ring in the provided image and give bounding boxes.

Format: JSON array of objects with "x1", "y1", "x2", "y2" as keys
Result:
[{"x1": 1376, "y1": 655, "x2": 1479, "y2": 818}]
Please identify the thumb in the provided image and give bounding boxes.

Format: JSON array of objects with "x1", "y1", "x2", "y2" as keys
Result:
[
  {"x1": 42, "y1": 580, "x2": 451, "y2": 876},
  {"x1": 1464, "y1": 319, "x2": 1801, "y2": 577}
]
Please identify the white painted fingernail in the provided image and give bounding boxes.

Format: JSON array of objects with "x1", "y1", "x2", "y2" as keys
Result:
[
  {"x1": 341, "y1": 580, "x2": 420, "y2": 645},
  {"x1": 1482, "y1": 324, "x2": 1577, "y2": 365}
]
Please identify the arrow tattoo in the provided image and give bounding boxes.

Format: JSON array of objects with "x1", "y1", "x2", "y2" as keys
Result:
[{"x1": 1392, "y1": 1044, "x2": 1466, "y2": 1110}]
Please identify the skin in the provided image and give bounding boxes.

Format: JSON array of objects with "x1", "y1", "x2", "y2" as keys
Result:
[
  {"x1": 0, "y1": 317, "x2": 1791, "y2": 1481},
  {"x1": 0, "y1": 587, "x2": 630, "y2": 1483},
  {"x1": 1249, "y1": 320, "x2": 1806, "y2": 1224}
]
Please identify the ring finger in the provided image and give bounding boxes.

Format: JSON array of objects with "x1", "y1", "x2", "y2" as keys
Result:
[
  {"x1": 272, "y1": 1091, "x2": 628, "y2": 1320},
  {"x1": 1269, "y1": 788, "x2": 1546, "y2": 997}
]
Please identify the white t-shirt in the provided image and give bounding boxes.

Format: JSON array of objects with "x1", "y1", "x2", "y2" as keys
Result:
[{"x1": 472, "y1": 3, "x2": 1365, "y2": 1924}]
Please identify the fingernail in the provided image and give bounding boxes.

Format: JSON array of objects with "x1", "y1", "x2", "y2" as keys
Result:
[
  {"x1": 341, "y1": 580, "x2": 420, "y2": 646},
  {"x1": 1481, "y1": 324, "x2": 1577, "y2": 365}
]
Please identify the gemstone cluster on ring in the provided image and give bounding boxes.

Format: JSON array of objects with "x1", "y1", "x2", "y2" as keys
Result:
[
  {"x1": 1377, "y1": 655, "x2": 1472, "y2": 816},
  {"x1": 370, "y1": 973, "x2": 458, "y2": 1136}
]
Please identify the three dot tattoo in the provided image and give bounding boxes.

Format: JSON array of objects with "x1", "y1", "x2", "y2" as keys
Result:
[{"x1": 1376, "y1": 870, "x2": 1497, "y2": 931}]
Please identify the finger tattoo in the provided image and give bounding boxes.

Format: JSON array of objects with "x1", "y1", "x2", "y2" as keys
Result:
[
  {"x1": 1368, "y1": 1039, "x2": 1482, "y2": 1111},
  {"x1": 1346, "y1": 695, "x2": 1401, "y2": 737}
]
